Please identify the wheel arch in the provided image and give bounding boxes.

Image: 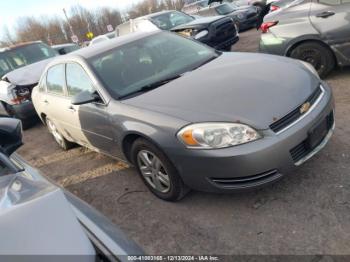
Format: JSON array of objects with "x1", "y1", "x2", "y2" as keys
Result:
[
  {"x1": 39, "y1": 112, "x2": 47, "y2": 125},
  {"x1": 285, "y1": 38, "x2": 337, "y2": 64},
  {"x1": 121, "y1": 132, "x2": 164, "y2": 164}
]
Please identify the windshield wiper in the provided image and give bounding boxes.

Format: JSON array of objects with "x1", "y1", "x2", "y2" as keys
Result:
[{"x1": 119, "y1": 74, "x2": 183, "y2": 99}]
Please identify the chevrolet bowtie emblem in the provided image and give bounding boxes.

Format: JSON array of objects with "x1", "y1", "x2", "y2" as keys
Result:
[{"x1": 300, "y1": 102, "x2": 311, "y2": 114}]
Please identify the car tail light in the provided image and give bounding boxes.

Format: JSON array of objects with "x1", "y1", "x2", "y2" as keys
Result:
[
  {"x1": 270, "y1": 5, "x2": 280, "y2": 12},
  {"x1": 260, "y1": 21, "x2": 278, "y2": 33}
]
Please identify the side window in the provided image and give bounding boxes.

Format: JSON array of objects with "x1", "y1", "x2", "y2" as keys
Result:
[
  {"x1": 39, "y1": 73, "x2": 46, "y2": 92},
  {"x1": 66, "y1": 63, "x2": 94, "y2": 97},
  {"x1": 319, "y1": 0, "x2": 341, "y2": 5},
  {"x1": 46, "y1": 64, "x2": 65, "y2": 95}
]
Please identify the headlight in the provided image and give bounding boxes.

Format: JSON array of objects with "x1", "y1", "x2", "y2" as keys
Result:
[
  {"x1": 194, "y1": 30, "x2": 208, "y2": 39},
  {"x1": 177, "y1": 123, "x2": 261, "y2": 149},
  {"x1": 300, "y1": 61, "x2": 319, "y2": 77}
]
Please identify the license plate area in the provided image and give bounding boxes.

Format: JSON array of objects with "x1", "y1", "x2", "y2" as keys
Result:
[{"x1": 307, "y1": 118, "x2": 329, "y2": 149}]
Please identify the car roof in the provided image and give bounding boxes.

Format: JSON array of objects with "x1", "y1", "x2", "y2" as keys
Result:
[
  {"x1": 52, "y1": 30, "x2": 161, "y2": 61},
  {"x1": 52, "y1": 43, "x2": 77, "y2": 48},
  {"x1": 0, "y1": 41, "x2": 43, "y2": 53}
]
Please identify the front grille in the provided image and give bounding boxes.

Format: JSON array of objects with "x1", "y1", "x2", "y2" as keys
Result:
[
  {"x1": 290, "y1": 111, "x2": 334, "y2": 163},
  {"x1": 210, "y1": 169, "x2": 282, "y2": 189},
  {"x1": 214, "y1": 20, "x2": 236, "y2": 42},
  {"x1": 270, "y1": 85, "x2": 323, "y2": 133}
]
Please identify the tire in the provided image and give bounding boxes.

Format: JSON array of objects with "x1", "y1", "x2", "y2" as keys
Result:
[
  {"x1": 290, "y1": 42, "x2": 335, "y2": 78},
  {"x1": 45, "y1": 117, "x2": 74, "y2": 150},
  {"x1": 131, "y1": 138, "x2": 189, "y2": 201}
]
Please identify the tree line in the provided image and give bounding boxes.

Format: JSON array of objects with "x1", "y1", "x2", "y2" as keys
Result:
[{"x1": 0, "y1": 0, "x2": 185, "y2": 47}]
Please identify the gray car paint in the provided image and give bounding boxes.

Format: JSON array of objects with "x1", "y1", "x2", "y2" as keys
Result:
[
  {"x1": 0, "y1": 151, "x2": 143, "y2": 259},
  {"x1": 32, "y1": 31, "x2": 334, "y2": 192},
  {"x1": 260, "y1": 0, "x2": 350, "y2": 67},
  {"x1": 123, "y1": 52, "x2": 319, "y2": 129}
]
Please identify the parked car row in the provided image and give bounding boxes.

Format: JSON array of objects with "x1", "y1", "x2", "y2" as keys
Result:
[
  {"x1": 1, "y1": 0, "x2": 348, "y2": 202},
  {"x1": 182, "y1": 0, "x2": 259, "y2": 31},
  {"x1": 116, "y1": 10, "x2": 239, "y2": 51}
]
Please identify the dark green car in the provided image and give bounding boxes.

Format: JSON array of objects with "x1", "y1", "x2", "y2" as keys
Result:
[{"x1": 259, "y1": 0, "x2": 350, "y2": 77}]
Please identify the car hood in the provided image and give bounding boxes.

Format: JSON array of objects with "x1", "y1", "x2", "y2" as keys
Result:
[
  {"x1": 122, "y1": 53, "x2": 320, "y2": 130},
  {"x1": 171, "y1": 16, "x2": 225, "y2": 30},
  {"x1": 2, "y1": 58, "x2": 53, "y2": 86}
]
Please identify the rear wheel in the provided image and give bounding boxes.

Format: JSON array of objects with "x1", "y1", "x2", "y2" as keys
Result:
[
  {"x1": 46, "y1": 118, "x2": 74, "y2": 150},
  {"x1": 290, "y1": 42, "x2": 335, "y2": 78},
  {"x1": 131, "y1": 138, "x2": 189, "y2": 201}
]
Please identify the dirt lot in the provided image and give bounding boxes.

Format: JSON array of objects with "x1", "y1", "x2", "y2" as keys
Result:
[{"x1": 18, "y1": 29, "x2": 350, "y2": 255}]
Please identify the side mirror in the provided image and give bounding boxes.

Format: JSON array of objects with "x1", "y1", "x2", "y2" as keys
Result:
[
  {"x1": 71, "y1": 91, "x2": 99, "y2": 105},
  {"x1": 0, "y1": 118, "x2": 23, "y2": 156}
]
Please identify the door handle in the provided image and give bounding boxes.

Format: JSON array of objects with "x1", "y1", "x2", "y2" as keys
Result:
[
  {"x1": 68, "y1": 105, "x2": 76, "y2": 112},
  {"x1": 43, "y1": 100, "x2": 49, "y2": 104},
  {"x1": 316, "y1": 11, "x2": 335, "y2": 18}
]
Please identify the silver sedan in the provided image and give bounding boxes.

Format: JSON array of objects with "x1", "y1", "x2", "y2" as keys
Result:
[{"x1": 32, "y1": 31, "x2": 334, "y2": 201}]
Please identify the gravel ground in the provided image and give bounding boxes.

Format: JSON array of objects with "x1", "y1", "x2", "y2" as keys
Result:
[{"x1": 18, "y1": 29, "x2": 350, "y2": 255}]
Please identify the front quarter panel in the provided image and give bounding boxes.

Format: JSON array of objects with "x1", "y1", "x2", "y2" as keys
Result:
[{"x1": 107, "y1": 101, "x2": 189, "y2": 161}]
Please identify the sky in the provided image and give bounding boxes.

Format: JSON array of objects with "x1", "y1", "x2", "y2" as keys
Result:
[{"x1": 0, "y1": 0, "x2": 142, "y2": 35}]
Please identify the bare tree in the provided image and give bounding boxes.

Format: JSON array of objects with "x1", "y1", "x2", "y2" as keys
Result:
[{"x1": 0, "y1": 0, "x2": 186, "y2": 46}]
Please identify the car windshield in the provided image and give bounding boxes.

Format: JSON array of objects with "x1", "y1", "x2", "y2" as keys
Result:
[
  {"x1": 0, "y1": 43, "x2": 57, "y2": 78},
  {"x1": 215, "y1": 3, "x2": 235, "y2": 15},
  {"x1": 150, "y1": 11, "x2": 195, "y2": 30},
  {"x1": 89, "y1": 32, "x2": 219, "y2": 99}
]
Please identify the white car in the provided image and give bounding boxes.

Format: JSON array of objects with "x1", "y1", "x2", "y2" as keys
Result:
[{"x1": 89, "y1": 32, "x2": 116, "y2": 46}]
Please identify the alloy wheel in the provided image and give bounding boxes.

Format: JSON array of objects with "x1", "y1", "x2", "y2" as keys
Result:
[{"x1": 137, "y1": 150, "x2": 171, "y2": 193}]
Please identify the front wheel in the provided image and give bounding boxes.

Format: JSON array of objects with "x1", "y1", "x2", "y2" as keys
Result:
[
  {"x1": 290, "y1": 42, "x2": 335, "y2": 78},
  {"x1": 46, "y1": 118, "x2": 74, "y2": 150},
  {"x1": 131, "y1": 138, "x2": 189, "y2": 201}
]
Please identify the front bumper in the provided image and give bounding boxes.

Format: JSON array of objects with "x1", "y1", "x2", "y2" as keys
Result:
[
  {"x1": 168, "y1": 82, "x2": 334, "y2": 193},
  {"x1": 212, "y1": 35, "x2": 240, "y2": 51}
]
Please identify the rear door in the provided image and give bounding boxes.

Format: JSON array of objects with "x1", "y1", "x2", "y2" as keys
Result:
[
  {"x1": 310, "y1": 0, "x2": 350, "y2": 61},
  {"x1": 44, "y1": 64, "x2": 74, "y2": 137},
  {"x1": 65, "y1": 62, "x2": 117, "y2": 157}
]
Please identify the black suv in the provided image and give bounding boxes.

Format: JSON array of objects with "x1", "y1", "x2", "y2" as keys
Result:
[{"x1": 116, "y1": 10, "x2": 239, "y2": 51}]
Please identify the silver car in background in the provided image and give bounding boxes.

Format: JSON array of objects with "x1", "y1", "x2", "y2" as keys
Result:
[
  {"x1": 0, "y1": 118, "x2": 143, "y2": 260},
  {"x1": 32, "y1": 31, "x2": 334, "y2": 201}
]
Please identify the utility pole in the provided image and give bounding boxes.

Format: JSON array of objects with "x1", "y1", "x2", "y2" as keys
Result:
[{"x1": 63, "y1": 8, "x2": 79, "y2": 43}]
